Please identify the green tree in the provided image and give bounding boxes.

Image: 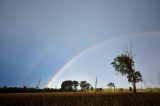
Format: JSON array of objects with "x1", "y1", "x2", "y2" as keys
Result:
[
  {"x1": 72, "y1": 80, "x2": 79, "y2": 90},
  {"x1": 86, "y1": 83, "x2": 91, "y2": 90},
  {"x1": 107, "y1": 82, "x2": 115, "y2": 89},
  {"x1": 107, "y1": 82, "x2": 115, "y2": 92},
  {"x1": 80, "y1": 81, "x2": 89, "y2": 91},
  {"x1": 111, "y1": 43, "x2": 143, "y2": 93},
  {"x1": 61, "y1": 80, "x2": 73, "y2": 91}
]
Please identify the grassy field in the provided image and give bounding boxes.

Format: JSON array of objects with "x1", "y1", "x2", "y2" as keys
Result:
[{"x1": 0, "y1": 92, "x2": 160, "y2": 106}]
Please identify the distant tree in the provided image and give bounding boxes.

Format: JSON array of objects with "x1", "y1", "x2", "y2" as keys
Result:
[
  {"x1": 91, "y1": 87, "x2": 94, "y2": 91},
  {"x1": 61, "y1": 80, "x2": 73, "y2": 91},
  {"x1": 86, "y1": 83, "x2": 91, "y2": 90},
  {"x1": 23, "y1": 86, "x2": 27, "y2": 89},
  {"x1": 107, "y1": 82, "x2": 115, "y2": 92},
  {"x1": 129, "y1": 87, "x2": 132, "y2": 92},
  {"x1": 72, "y1": 80, "x2": 79, "y2": 90},
  {"x1": 107, "y1": 82, "x2": 115, "y2": 89},
  {"x1": 97, "y1": 88, "x2": 103, "y2": 92},
  {"x1": 3, "y1": 86, "x2": 7, "y2": 89},
  {"x1": 80, "y1": 81, "x2": 87, "y2": 91},
  {"x1": 111, "y1": 42, "x2": 143, "y2": 93},
  {"x1": 80, "y1": 81, "x2": 91, "y2": 91}
]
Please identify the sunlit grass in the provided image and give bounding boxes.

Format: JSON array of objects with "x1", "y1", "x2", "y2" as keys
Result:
[{"x1": 0, "y1": 91, "x2": 160, "y2": 106}]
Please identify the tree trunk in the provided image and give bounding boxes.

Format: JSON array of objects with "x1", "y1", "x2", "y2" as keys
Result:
[{"x1": 133, "y1": 82, "x2": 136, "y2": 94}]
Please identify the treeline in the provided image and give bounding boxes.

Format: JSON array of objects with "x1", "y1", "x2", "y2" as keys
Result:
[
  {"x1": 0, "y1": 80, "x2": 94, "y2": 93},
  {"x1": 0, "y1": 86, "x2": 60, "y2": 93}
]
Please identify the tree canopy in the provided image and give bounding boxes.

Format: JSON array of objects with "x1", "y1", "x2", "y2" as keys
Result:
[{"x1": 111, "y1": 43, "x2": 143, "y2": 93}]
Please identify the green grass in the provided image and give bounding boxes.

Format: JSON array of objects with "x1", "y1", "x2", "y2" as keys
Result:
[{"x1": 0, "y1": 92, "x2": 160, "y2": 106}]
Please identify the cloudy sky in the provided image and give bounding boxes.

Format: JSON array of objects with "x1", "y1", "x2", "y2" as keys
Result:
[{"x1": 0, "y1": 0, "x2": 160, "y2": 88}]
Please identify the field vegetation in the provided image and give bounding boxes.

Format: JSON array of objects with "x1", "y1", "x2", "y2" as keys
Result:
[{"x1": 0, "y1": 92, "x2": 160, "y2": 106}]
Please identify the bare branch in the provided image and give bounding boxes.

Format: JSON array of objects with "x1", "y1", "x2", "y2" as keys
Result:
[{"x1": 123, "y1": 41, "x2": 135, "y2": 59}]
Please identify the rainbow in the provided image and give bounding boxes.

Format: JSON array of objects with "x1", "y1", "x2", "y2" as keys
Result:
[
  {"x1": 45, "y1": 31, "x2": 160, "y2": 88},
  {"x1": 19, "y1": 52, "x2": 47, "y2": 86}
]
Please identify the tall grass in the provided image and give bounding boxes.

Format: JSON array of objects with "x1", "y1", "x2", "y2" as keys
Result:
[{"x1": 0, "y1": 92, "x2": 160, "y2": 106}]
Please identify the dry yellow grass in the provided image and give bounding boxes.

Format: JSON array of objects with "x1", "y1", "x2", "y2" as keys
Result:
[{"x1": 0, "y1": 92, "x2": 160, "y2": 106}]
